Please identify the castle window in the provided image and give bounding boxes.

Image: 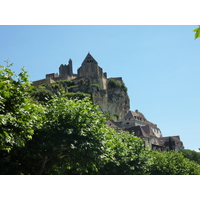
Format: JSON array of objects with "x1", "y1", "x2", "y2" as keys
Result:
[{"x1": 87, "y1": 60, "x2": 94, "y2": 63}]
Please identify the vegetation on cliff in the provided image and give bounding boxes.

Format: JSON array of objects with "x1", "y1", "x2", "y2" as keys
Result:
[
  {"x1": 1, "y1": 61, "x2": 200, "y2": 175},
  {"x1": 107, "y1": 78, "x2": 127, "y2": 93}
]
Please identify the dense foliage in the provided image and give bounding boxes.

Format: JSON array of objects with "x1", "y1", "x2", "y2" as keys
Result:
[
  {"x1": 107, "y1": 78, "x2": 127, "y2": 93},
  {"x1": 31, "y1": 87, "x2": 53, "y2": 102},
  {"x1": 0, "y1": 60, "x2": 43, "y2": 151},
  {"x1": 1, "y1": 95, "x2": 107, "y2": 175},
  {"x1": 149, "y1": 150, "x2": 200, "y2": 175},
  {"x1": 0, "y1": 61, "x2": 200, "y2": 175},
  {"x1": 179, "y1": 149, "x2": 200, "y2": 165},
  {"x1": 99, "y1": 128, "x2": 152, "y2": 175}
]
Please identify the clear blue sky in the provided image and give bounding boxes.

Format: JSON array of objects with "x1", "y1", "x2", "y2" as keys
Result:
[{"x1": 1, "y1": 25, "x2": 200, "y2": 151}]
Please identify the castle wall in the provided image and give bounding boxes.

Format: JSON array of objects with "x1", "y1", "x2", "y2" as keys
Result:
[
  {"x1": 78, "y1": 63, "x2": 100, "y2": 78},
  {"x1": 53, "y1": 74, "x2": 77, "y2": 82},
  {"x1": 59, "y1": 64, "x2": 73, "y2": 77},
  {"x1": 90, "y1": 77, "x2": 107, "y2": 90},
  {"x1": 46, "y1": 73, "x2": 59, "y2": 79},
  {"x1": 32, "y1": 78, "x2": 47, "y2": 86}
]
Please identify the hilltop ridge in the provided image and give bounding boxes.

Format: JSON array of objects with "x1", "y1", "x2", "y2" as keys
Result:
[{"x1": 33, "y1": 53, "x2": 130, "y2": 120}]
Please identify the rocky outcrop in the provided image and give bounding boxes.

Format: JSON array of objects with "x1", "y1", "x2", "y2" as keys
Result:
[
  {"x1": 91, "y1": 86, "x2": 130, "y2": 121},
  {"x1": 67, "y1": 77, "x2": 130, "y2": 121}
]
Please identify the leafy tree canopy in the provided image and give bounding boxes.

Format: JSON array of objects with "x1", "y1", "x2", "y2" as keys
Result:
[
  {"x1": 179, "y1": 149, "x2": 200, "y2": 165},
  {"x1": 2, "y1": 94, "x2": 107, "y2": 174},
  {"x1": 149, "y1": 150, "x2": 200, "y2": 175},
  {"x1": 0, "y1": 60, "x2": 43, "y2": 151}
]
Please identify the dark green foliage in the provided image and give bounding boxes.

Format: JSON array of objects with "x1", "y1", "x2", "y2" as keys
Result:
[
  {"x1": 58, "y1": 80, "x2": 75, "y2": 87},
  {"x1": 104, "y1": 111, "x2": 120, "y2": 122},
  {"x1": 65, "y1": 92, "x2": 91, "y2": 100},
  {"x1": 121, "y1": 82, "x2": 127, "y2": 93},
  {"x1": 113, "y1": 113, "x2": 119, "y2": 121},
  {"x1": 0, "y1": 60, "x2": 43, "y2": 151},
  {"x1": 104, "y1": 111, "x2": 115, "y2": 121},
  {"x1": 91, "y1": 84, "x2": 100, "y2": 91},
  {"x1": 38, "y1": 83, "x2": 51, "y2": 89},
  {"x1": 35, "y1": 95, "x2": 107, "y2": 174},
  {"x1": 99, "y1": 128, "x2": 152, "y2": 175},
  {"x1": 31, "y1": 87, "x2": 53, "y2": 102},
  {"x1": 0, "y1": 94, "x2": 107, "y2": 175},
  {"x1": 78, "y1": 78, "x2": 85, "y2": 86},
  {"x1": 107, "y1": 78, "x2": 127, "y2": 93},
  {"x1": 67, "y1": 85, "x2": 79, "y2": 92},
  {"x1": 51, "y1": 83, "x2": 60, "y2": 90},
  {"x1": 179, "y1": 149, "x2": 200, "y2": 165},
  {"x1": 149, "y1": 150, "x2": 200, "y2": 175},
  {"x1": 108, "y1": 78, "x2": 121, "y2": 88},
  {"x1": 38, "y1": 80, "x2": 75, "y2": 93}
]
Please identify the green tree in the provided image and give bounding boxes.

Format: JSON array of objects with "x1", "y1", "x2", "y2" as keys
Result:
[
  {"x1": 104, "y1": 111, "x2": 114, "y2": 121},
  {"x1": 31, "y1": 87, "x2": 53, "y2": 103},
  {"x1": 1, "y1": 94, "x2": 107, "y2": 175},
  {"x1": 107, "y1": 78, "x2": 127, "y2": 93},
  {"x1": 99, "y1": 128, "x2": 152, "y2": 175},
  {"x1": 113, "y1": 113, "x2": 119, "y2": 121},
  {"x1": 179, "y1": 149, "x2": 200, "y2": 165},
  {"x1": 149, "y1": 150, "x2": 200, "y2": 175},
  {"x1": 0, "y1": 60, "x2": 43, "y2": 151},
  {"x1": 0, "y1": 92, "x2": 152, "y2": 175}
]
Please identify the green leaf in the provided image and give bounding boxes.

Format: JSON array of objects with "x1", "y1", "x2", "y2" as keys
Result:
[{"x1": 193, "y1": 26, "x2": 200, "y2": 39}]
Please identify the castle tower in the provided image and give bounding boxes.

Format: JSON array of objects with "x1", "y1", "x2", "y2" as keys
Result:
[
  {"x1": 78, "y1": 53, "x2": 103, "y2": 78},
  {"x1": 59, "y1": 59, "x2": 73, "y2": 77},
  {"x1": 82, "y1": 53, "x2": 98, "y2": 66},
  {"x1": 69, "y1": 58, "x2": 72, "y2": 71},
  {"x1": 77, "y1": 53, "x2": 107, "y2": 90}
]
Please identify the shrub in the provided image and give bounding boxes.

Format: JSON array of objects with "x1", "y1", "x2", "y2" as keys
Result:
[
  {"x1": 107, "y1": 79, "x2": 127, "y2": 93},
  {"x1": 149, "y1": 150, "x2": 200, "y2": 175},
  {"x1": 65, "y1": 92, "x2": 91, "y2": 100},
  {"x1": 99, "y1": 128, "x2": 152, "y2": 175}
]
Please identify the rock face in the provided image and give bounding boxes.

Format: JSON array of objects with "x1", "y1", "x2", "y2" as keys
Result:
[{"x1": 91, "y1": 84, "x2": 130, "y2": 121}]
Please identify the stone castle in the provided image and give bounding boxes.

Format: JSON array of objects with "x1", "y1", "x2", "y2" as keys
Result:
[
  {"x1": 32, "y1": 53, "x2": 184, "y2": 151},
  {"x1": 33, "y1": 53, "x2": 108, "y2": 90},
  {"x1": 33, "y1": 53, "x2": 130, "y2": 121}
]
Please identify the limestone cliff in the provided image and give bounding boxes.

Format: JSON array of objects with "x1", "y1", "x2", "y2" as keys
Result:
[
  {"x1": 91, "y1": 86, "x2": 130, "y2": 121},
  {"x1": 68, "y1": 77, "x2": 130, "y2": 120}
]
